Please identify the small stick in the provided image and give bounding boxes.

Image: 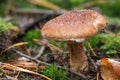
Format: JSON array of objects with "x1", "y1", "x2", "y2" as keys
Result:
[
  {"x1": 87, "y1": 52, "x2": 97, "y2": 72},
  {"x1": 86, "y1": 40, "x2": 97, "y2": 56},
  {"x1": 34, "y1": 45, "x2": 46, "y2": 59},
  {"x1": 12, "y1": 49, "x2": 40, "y2": 63},
  {"x1": 11, "y1": 8, "x2": 65, "y2": 15},
  {"x1": 97, "y1": 71, "x2": 99, "y2": 80}
]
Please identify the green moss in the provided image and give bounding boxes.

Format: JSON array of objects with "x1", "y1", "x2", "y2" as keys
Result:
[
  {"x1": 85, "y1": 33, "x2": 120, "y2": 55},
  {"x1": 43, "y1": 65, "x2": 69, "y2": 80},
  {"x1": 23, "y1": 29, "x2": 42, "y2": 47}
]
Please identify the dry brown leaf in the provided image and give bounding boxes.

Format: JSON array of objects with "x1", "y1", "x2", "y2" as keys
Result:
[
  {"x1": 100, "y1": 58, "x2": 119, "y2": 80},
  {"x1": 108, "y1": 59, "x2": 120, "y2": 79},
  {"x1": 28, "y1": 0, "x2": 61, "y2": 10},
  {"x1": 1, "y1": 63, "x2": 51, "y2": 80}
]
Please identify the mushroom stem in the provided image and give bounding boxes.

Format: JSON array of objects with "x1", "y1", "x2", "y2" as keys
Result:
[{"x1": 67, "y1": 41, "x2": 88, "y2": 73}]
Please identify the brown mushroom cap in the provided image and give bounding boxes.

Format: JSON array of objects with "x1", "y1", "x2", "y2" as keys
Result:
[{"x1": 41, "y1": 9, "x2": 107, "y2": 40}]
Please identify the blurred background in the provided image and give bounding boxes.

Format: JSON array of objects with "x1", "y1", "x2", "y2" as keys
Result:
[
  {"x1": 1, "y1": 0, "x2": 120, "y2": 17},
  {"x1": 1, "y1": 0, "x2": 120, "y2": 32}
]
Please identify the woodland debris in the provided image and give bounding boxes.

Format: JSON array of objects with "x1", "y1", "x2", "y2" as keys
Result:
[{"x1": 0, "y1": 62, "x2": 51, "y2": 80}]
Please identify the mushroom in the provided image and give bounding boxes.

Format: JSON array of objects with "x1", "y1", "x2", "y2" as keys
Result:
[{"x1": 41, "y1": 9, "x2": 107, "y2": 73}]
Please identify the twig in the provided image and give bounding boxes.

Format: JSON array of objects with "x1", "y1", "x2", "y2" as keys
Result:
[
  {"x1": 12, "y1": 49, "x2": 40, "y2": 63},
  {"x1": 97, "y1": 71, "x2": 99, "y2": 80},
  {"x1": 69, "y1": 70, "x2": 89, "y2": 79},
  {"x1": 48, "y1": 44, "x2": 64, "y2": 53},
  {"x1": 87, "y1": 52, "x2": 97, "y2": 73},
  {"x1": 86, "y1": 40, "x2": 97, "y2": 56},
  {"x1": 11, "y1": 8, "x2": 65, "y2": 15},
  {"x1": 34, "y1": 45, "x2": 46, "y2": 59},
  {"x1": 34, "y1": 39, "x2": 64, "y2": 53},
  {"x1": 15, "y1": 71, "x2": 20, "y2": 80}
]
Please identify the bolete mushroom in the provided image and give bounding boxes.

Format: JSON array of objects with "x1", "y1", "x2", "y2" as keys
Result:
[{"x1": 41, "y1": 9, "x2": 107, "y2": 73}]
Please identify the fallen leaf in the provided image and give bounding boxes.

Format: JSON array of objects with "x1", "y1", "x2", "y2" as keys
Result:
[
  {"x1": 108, "y1": 59, "x2": 120, "y2": 79},
  {"x1": 100, "y1": 58, "x2": 119, "y2": 80}
]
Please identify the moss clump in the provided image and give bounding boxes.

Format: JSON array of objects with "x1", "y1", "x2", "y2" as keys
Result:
[{"x1": 43, "y1": 65, "x2": 68, "y2": 80}]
